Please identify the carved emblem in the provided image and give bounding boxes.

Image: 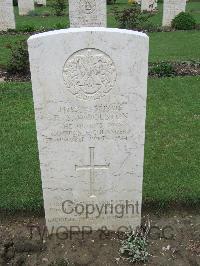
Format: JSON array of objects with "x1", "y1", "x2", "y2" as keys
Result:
[
  {"x1": 80, "y1": 0, "x2": 96, "y2": 14},
  {"x1": 63, "y1": 49, "x2": 117, "y2": 100}
]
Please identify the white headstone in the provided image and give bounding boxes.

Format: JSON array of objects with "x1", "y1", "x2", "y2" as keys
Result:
[
  {"x1": 162, "y1": 0, "x2": 186, "y2": 26},
  {"x1": 69, "y1": 0, "x2": 107, "y2": 27},
  {"x1": 36, "y1": 0, "x2": 46, "y2": 6},
  {"x1": 28, "y1": 28, "x2": 149, "y2": 232},
  {"x1": 0, "y1": 0, "x2": 15, "y2": 31},
  {"x1": 141, "y1": 0, "x2": 157, "y2": 11},
  {"x1": 18, "y1": 0, "x2": 35, "y2": 16}
]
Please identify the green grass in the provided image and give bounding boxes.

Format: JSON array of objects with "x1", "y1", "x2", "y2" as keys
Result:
[
  {"x1": 0, "y1": 35, "x2": 27, "y2": 68},
  {"x1": 187, "y1": 2, "x2": 200, "y2": 24},
  {"x1": 0, "y1": 1, "x2": 199, "y2": 212},
  {"x1": 0, "y1": 77, "x2": 200, "y2": 211},
  {"x1": 12, "y1": 1, "x2": 200, "y2": 30},
  {"x1": 0, "y1": 30, "x2": 199, "y2": 68},
  {"x1": 144, "y1": 76, "x2": 200, "y2": 205},
  {"x1": 149, "y1": 2, "x2": 200, "y2": 26},
  {"x1": 14, "y1": 6, "x2": 69, "y2": 30},
  {"x1": 0, "y1": 1, "x2": 199, "y2": 68},
  {"x1": 149, "y1": 30, "x2": 200, "y2": 62},
  {"x1": 0, "y1": 82, "x2": 42, "y2": 211}
]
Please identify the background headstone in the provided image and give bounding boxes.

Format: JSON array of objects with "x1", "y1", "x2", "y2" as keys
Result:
[
  {"x1": 0, "y1": 0, "x2": 15, "y2": 31},
  {"x1": 28, "y1": 28, "x2": 149, "y2": 231},
  {"x1": 36, "y1": 0, "x2": 46, "y2": 6},
  {"x1": 18, "y1": 0, "x2": 35, "y2": 15},
  {"x1": 141, "y1": 0, "x2": 157, "y2": 11},
  {"x1": 162, "y1": 0, "x2": 186, "y2": 26},
  {"x1": 69, "y1": 0, "x2": 107, "y2": 27}
]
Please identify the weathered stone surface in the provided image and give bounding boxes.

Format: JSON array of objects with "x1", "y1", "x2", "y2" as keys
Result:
[
  {"x1": 28, "y1": 28, "x2": 149, "y2": 231},
  {"x1": 69, "y1": 0, "x2": 107, "y2": 27},
  {"x1": 18, "y1": 0, "x2": 34, "y2": 16},
  {"x1": 162, "y1": 0, "x2": 186, "y2": 26},
  {"x1": 141, "y1": 0, "x2": 157, "y2": 11},
  {"x1": 0, "y1": 0, "x2": 15, "y2": 31}
]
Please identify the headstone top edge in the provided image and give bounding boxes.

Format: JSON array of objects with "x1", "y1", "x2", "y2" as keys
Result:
[{"x1": 28, "y1": 27, "x2": 149, "y2": 43}]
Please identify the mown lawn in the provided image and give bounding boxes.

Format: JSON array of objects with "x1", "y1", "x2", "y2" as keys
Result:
[
  {"x1": 144, "y1": 76, "x2": 200, "y2": 206},
  {"x1": 0, "y1": 82, "x2": 42, "y2": 211},
  {"x1": 0, "y1": 1, "x2": 199, "y2": 68},
  {"x1": 149, "y1": 30, "x2": 200, "y2": 62},
  {"x1": 0, "y1": 76, "x2": 199, "y2": 212},
  {"x1": 14, "y1": 5, "x2": 69, "y2": 30},
  {"x1": 12, "y1": 1, "x2": 200, "y2": 29},
  {"x1": 0, "y1": 30, "x2": 199, "y2": 68}
]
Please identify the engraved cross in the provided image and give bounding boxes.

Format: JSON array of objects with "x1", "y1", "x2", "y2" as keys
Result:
[{"x1": 75, "y1": 147, "x2": 110, "y2": 198}]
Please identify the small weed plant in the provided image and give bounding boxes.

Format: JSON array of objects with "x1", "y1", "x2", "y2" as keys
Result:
[{"x1": 119, "y1": 218, "x2": 150, "y2": 263}]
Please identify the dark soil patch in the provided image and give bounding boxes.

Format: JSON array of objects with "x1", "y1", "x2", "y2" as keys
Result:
[
  {"x1": 4, "y1": 73, "x2": 30, "y2": 82},
  {"x1": 0, "y1": 67, "x2": 30, "y2": 82},
  {"x1": 149, "y1": 61, "x2": 200, "y2": 78},
  {"x1": 0, "y1": 210, "x2": 200, "y2": 265},
  {"x1": 174, "y1": 61, "x2": 200, "y2": 76}
]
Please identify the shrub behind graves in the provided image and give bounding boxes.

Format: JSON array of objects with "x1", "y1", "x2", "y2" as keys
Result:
[
  {"x1": 42, "y1": 11, "x2": 51, "y2": 17},
  {"x1": 149, "y1": 62, "x2": 175, "y2": 77},
  {"x1": 7, "y1": 41, "x2": 30, "y2": 76},
  {"x1": 114, "y1": 4, "x2": 152, "y2": 30},
  {"x1": 51, "y1": 0, "x2": 66, "y2": 16},
  {"x1": 54, "y1": 22, "x2": 67, "y2": 29},
  {"x1": 172, "y1": 12, "x2": 196, "y2": 30},
  {"x1": 107, "y1": 0, "x2": 116, "y2": 4},
  {"x1": 18, "y1": 25, "x2": 35, "y2": 32}
]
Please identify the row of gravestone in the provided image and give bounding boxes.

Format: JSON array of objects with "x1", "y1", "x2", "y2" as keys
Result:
[
  {"x1": 0, "y1": 0, "x2": 46, "y2": 31},
  {"x1": 0, "y1": 0, "x2": 187, "y2": 31}
]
